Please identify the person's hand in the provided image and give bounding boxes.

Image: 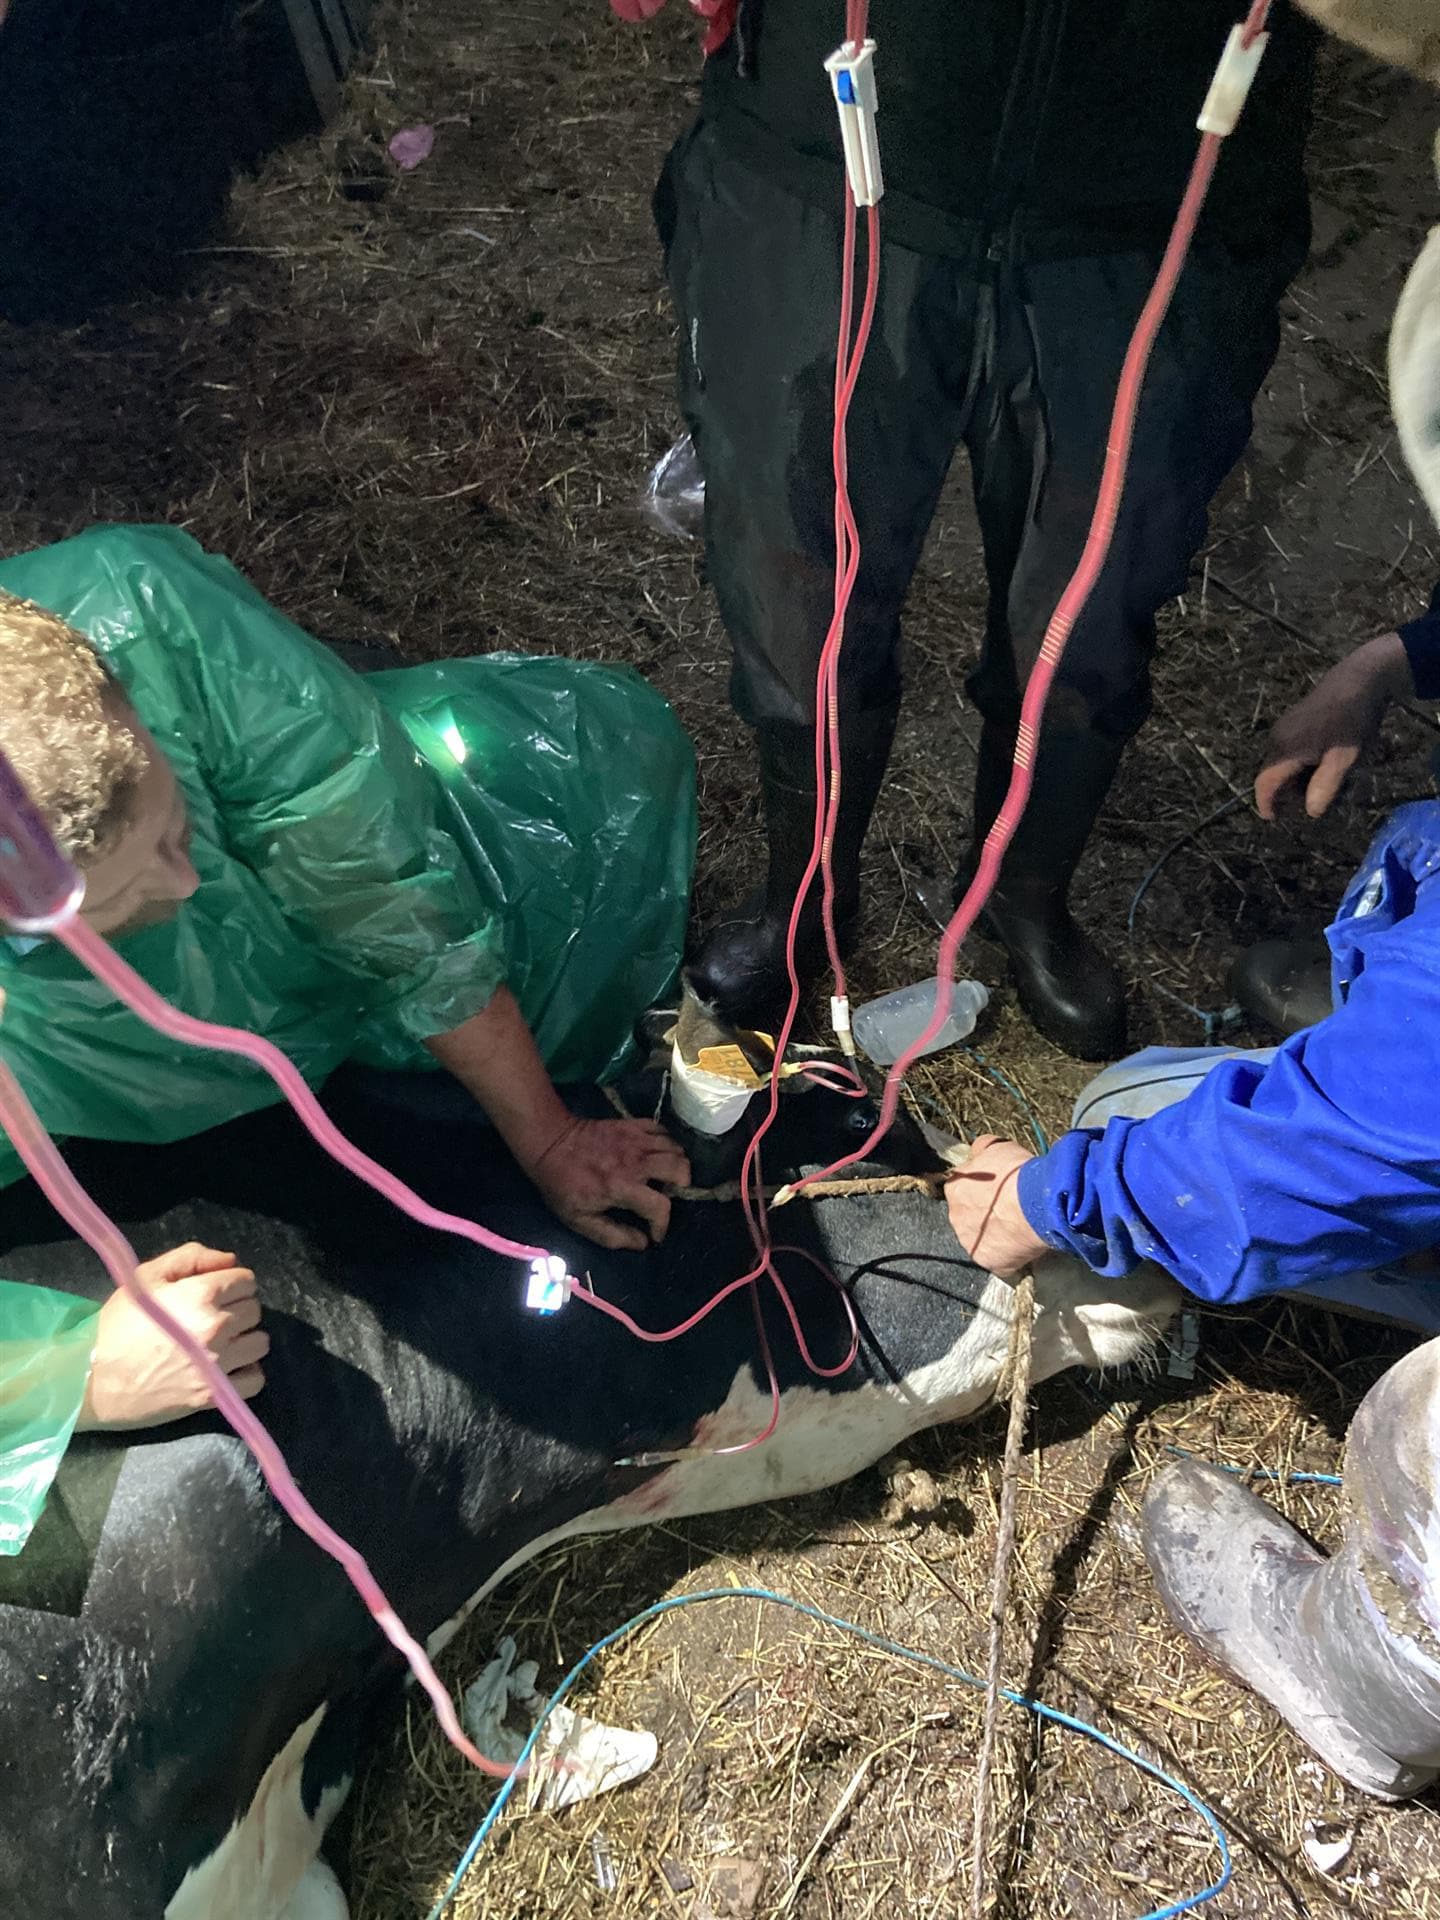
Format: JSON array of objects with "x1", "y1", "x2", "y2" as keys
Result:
[
  {"x1": 945, "y1": 1135, "x2": 1047, "y2": 1278},
  {"x1": 1255, "y1": 631, "x2": 1414, "y2": 821},
  {"x1": 525, "y1": 1117, "x2": 692, "y2": 1251},
  {"x1": 77, "y1": 1244, "x2": 268, "y2": 1433}
]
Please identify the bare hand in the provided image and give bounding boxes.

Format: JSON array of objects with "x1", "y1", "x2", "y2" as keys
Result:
[
  {"x1": 1255, "y1": 632, "x2": 1413, "y2": 821},
  {"x1": 78, "y1": 1243, "x2": 268, "y2": 1432},
  {"x1": 526, "y1": 1117, "x2": 692, "y2": 1251},
  {"x1": 945, "y1": 1135, "x2": 1047, "y2": 1278}
]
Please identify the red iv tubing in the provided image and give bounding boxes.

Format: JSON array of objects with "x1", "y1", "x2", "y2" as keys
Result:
[
  {"x1": 787, "y1": 0, "x2": 1275, "y2": 1198},
  {"x1": 0, "y1": 0, "x2": 1271, "y2": 1780},
  {"x1": 716, "y1": 0, "x2": 1276, "y2": 1441}
]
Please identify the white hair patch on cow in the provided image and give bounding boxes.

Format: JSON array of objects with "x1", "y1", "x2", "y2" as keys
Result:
[
  {"x1": 165, "y1": 1706, "x2": 350, "y2": 1920},
  {"x1": 279, "y1": 1859, "x2": 349, "y2": 1920},
  {"x1": 612, "y1": 1257, "x2": 1179, "y2": 1526}
]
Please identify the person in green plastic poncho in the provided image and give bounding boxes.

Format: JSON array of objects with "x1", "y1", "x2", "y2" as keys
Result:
[{"x1": 0, "y1": 524, "x2": 695, "y2": 1490}]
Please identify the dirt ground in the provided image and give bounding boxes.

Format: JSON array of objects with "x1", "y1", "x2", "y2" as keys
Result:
[{"x1": 3, "y1": 3, "x2": 1440, "y2": 1916}]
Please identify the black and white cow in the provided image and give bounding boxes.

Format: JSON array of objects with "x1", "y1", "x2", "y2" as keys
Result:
[{"x1": 0, "y1": 1060, "x2": 1178, "y2": 1920}]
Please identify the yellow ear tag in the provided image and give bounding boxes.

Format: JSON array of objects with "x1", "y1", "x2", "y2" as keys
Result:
[{"x1": 694, "y1": 1045, "x2": 767, "y2": 1089}]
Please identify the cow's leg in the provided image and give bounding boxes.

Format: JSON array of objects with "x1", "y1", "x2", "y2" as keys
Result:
[
  {"x1": 1027, "y1": 1253, "x2": 1180, "y2": 1372},
  {"x1": 419, "y1": 1348, "x2": 1021, "y2": 1664},
  {"x1": 166, "y1": 1706, "x2": 349, "y2": 1920},
  {"x1": 422, "y1": 1246, "x2": 1177, "y2": 1704}
]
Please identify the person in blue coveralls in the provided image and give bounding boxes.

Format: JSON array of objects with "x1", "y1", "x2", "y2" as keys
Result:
[{"x1": 945, "y1": 604, "x2": 1440, "y2": 1803}]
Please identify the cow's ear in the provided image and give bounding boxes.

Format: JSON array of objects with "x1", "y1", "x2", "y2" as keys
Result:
[
  {"x1": 1294, "y1": 0, "x2": 1440, "y2": 86},
  {"x1": 1390, "y1": 211, "x2": 1440, "y2": 532}
]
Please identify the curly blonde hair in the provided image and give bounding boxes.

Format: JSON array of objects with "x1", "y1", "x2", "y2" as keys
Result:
[{"x1": 0, "y1": 592, "x2": 150, "y2": 865}]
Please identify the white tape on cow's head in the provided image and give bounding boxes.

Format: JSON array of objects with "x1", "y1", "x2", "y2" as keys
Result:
[
  {"x1": 668, "y1": 1045, "x2": 759, "y2": 1135},
  {"x1": 1391, "y1": 163, "x2": 1440, "y2": 531}
]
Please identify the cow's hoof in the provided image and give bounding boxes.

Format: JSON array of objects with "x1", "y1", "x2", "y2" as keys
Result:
[{"x1": 282, "y1": 1858, "x2": 349, "y2": 1920}]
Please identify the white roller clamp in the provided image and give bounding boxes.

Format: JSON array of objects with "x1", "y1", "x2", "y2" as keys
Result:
[
  {"x1": 825, "y1": 39, "x2": 884, "y2": 206},
  {"x1": 831, "y1": 991, "x2": 857, "y2": 1057},
  {"x1": 1197, "y1": 23, "x2": 1269, "y2": 137}
]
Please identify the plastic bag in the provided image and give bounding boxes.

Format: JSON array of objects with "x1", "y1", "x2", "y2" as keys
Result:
[
  {"x1": 640, "y1": 433, "x2": 706, "y2": 540},
  {"x1": 0, "y1": 526, "x2": 697, "y2": 1190},
  {"x1": 1071, "y1": 1045, "x2": 1278, "y2": 1128},
  {"x1": 462, "y1": 1636, "x2": 658, "y2": 1810},
  {"x1": 0, "y1": 1280, "x2": 99, "y2": 1557}
]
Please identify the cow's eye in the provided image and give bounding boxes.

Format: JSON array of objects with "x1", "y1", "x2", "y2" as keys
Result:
[{"x1": 848, "y1": 1107, "x2": 876, "y2": 1133}]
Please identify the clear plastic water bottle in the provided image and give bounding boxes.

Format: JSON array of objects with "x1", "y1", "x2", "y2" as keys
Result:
[{"x1": 851, "y1": 977, "x2": 989, "y2": 1066}]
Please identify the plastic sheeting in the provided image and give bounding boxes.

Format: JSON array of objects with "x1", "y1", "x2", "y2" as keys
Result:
[
  {"x1": 639, "y1": 433, "x2": 705, "y2": 539},
  {"x1": 0, "y1": 525, "x2": 696, "y2": 1190},
  {"x1": 371, "y1": 657, "x2": 697, "y2": 1083},
  {"x1": 0, "y1": 1281, "x2": 98, "y2": 1558}
]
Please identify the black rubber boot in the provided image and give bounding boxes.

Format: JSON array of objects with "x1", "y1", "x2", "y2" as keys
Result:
[
  {"x1": 957, "y1": 721, "x2": 1127, "y2": 1060},
  {"x1": 687, "y1": 702, "x2": 900, "y2": 1029},
  {"x1": 1230, "y1": 936, "x2": 1333, "y2": 1038},
  {"x1": 1143, "y1": 1339, "x2": 1440, "y2": 1800}
]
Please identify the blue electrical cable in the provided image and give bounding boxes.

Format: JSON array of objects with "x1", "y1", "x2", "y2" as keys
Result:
[
  {"x1": 1126, "y1": 797, "x2": 1243, "y2": 939},
  {"x1": 1147, "y1": 981, "x2": 1244, "y2": 1046},
  {"x1": 961, "y1": 1044, "x2": 1049, "y2": 1154},
  {"x1": 1164, "y1": 1445, "x2": 1341, "y2": 1486},
  {"x1": 426, "y1": 1584, "x2": 1232, "y2": 1920}
]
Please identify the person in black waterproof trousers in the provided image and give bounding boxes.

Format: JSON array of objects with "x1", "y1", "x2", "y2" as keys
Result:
[{"x1": 653, "y1": 0, "x2": 1315, "y2": 1059}]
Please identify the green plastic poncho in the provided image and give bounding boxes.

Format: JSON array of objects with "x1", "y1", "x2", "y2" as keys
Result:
[
  {"x1": 0, "y1": 1281, "x2": 98, "y2": 1558},
  {"x1": 0, "y1": 524, "x2": 696, "y2": 1551}
]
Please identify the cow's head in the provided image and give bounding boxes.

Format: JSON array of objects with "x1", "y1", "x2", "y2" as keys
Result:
[
  {"x1": 623, "y1": 986, "x2": 946, "y2": 1191},
  {"x1": 619, "y1": 990, "x2": 1182, "y2": 1408}
]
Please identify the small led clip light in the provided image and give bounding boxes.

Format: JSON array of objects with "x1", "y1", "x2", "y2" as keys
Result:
[
  {"x1": 825, "y1": 40, "x2": 883, "y2": 208},
  {"x1": 525, "y1": 1254, "x2": 570, "y2": 1315}
]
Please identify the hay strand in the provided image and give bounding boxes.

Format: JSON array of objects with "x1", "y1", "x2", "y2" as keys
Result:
[{"x1": 970, "y1": 1269, "x2": 1036, "y2": 1920}]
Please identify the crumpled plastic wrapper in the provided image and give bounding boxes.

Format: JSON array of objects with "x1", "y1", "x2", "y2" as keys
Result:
[
  {"x1": 640, "y1": 434, "x2": 706, "y2": 541},
  {"x1": 463, "y1": 1637, "x2": 658, "y2": 1812}
]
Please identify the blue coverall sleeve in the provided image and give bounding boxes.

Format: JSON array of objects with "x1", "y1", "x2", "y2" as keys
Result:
[{"x1": 1016, "y1": 900, "x2": 1440, "y2": 1304}]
